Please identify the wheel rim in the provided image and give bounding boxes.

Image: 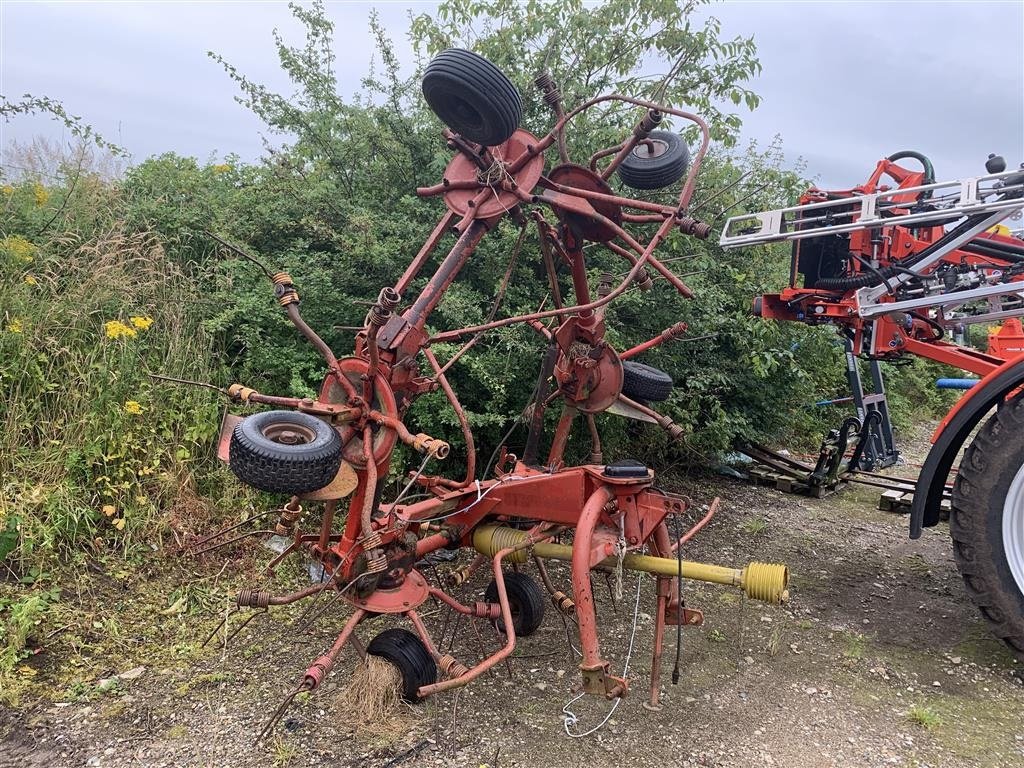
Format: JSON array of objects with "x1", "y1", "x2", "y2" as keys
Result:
[
  {"x1": 634, "y1": 138, "x2": 669, "y2": 159},
  {"x1": 1005, "y1": 460, "x2": 1024, "y2": 595},
  {"x1": 262, "y1": 422, "x2": 316, "y2": 446}
]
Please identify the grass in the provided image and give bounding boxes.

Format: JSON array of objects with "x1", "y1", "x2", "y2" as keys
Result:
[
  {"x1": 907, "y1": 704, "x2": 942, "y2": 730},
  {"x1": 175, "y1": 670, "x2": 234, "y2": 696},
  {"x1": 272, "y1": 736, "x2": 300, "y2": 766},
  {"x1": 843, "y1": 632, "x2": 866, "y2": 660},
  {"x1": 1, "y1": 223, "x2": 227, "y2": 576},
  {"x1": 0, "y1": 218, "x2": 241, "y2": 695},
  {"x1": 741, "y1": 516, "x2": 769, "y2": 536}
]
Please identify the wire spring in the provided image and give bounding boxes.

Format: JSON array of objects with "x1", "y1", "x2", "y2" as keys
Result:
[
  {"x1": 274, "y1": 502, "x2": 303, "y2": 536},
  {"x1": 550, "y1": 591, "x2": 575, "y2": 615},
  {"x1": 635, "y1": 268, "x2": 654, "y2": 291},
  {"x1": 534, "y1": 71, "x2": 562, "y2": 108},
  {"x1": 359, "y1": 531, "x2": 383, "y2": 550},
  {"x1": 438, "y1": 654, "x2": 469, "y2": 679},
  {"x1": 236, "y1": 588, "x2": 271, "y2": 609}
]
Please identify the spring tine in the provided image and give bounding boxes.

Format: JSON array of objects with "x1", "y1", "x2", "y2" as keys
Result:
[
  {"x1": 255, "y1": 679, "x2": 311, "y2": 744},
  {"x1": 295, "y1": 589, "x2": 343, "y2": 633},
  {"x1": 291, "y1": 581, "x2": 335, "y2": 630},
  {"x1": 223, "y1": 609, "x2": 268, "y2": 647},
  {"x1": 187, "y1": 530, "x2": 277, "y2": 558},
  {"x1": 183, "y1": 510, "x2": 281, "y2": 553},
  {"x1": 201, "y1": 607, "x2": 238, "y2": 649}
]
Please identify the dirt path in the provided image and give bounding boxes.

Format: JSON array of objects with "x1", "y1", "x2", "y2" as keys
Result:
[{"x1": 2, "y1": 453, "x2": 1022, "y2": 767}]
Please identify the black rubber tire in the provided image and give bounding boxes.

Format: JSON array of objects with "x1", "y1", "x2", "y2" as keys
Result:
[
  {"x1": 228, "y1": 410, "x2": 342, "y2": 495},
  {"x1": 950, "y1": 391, "x2": 1024, "y2": 660},
  {"x1": 621, "y1": 361, "x2": 673, "y2": 402},
  {"x1": 421, "y1": 48, "x2": 522, "y2": 147},
  {"x1": 617, "y1": 130, "x2": 690, "y2": 190},
  {"x1": 484, "y1": 571, "x2": 545, "y2": 636},
  {"x1": 366, "y1": 628, "x2": 437, "y2": 703}
]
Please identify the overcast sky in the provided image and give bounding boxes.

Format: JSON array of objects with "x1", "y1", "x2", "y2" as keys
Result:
[{"x1": 1, "y1": 1, "x2": 1022, "y2": 188}]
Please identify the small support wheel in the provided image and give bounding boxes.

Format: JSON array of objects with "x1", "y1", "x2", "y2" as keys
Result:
[
  {"x1": 421, "y1": 48, "x2": 523, "y2": 147},
  {"x1": 229, "y1": 410, "x2": 342, "y2": 495},
  {"x1": 485, "y1": 571, "x2": 546, "y2": 636},
  {"x1": 617, "y1": 131, "x2": 690, "y2": 190},
  {"x1": 621, "y1": 361, "x2": 673, "y2": 402},
  {"x1": 366, "y1": 628, "x2": 438, "y2": 702}
]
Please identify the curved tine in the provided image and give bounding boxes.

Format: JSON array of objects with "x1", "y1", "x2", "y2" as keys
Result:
[
  {"x1": 182, "y1": 509, "x2": 281, "y2": 554},
  {"x1": 255, "y1": 678, "x2": 313, "y2": 745},
  {"x1": 295, "y1": 589, "x2": 344, "y2": 634},
  {"x1": 187, "y1": 530, "x2": 277, "y2": 558},
  {"x1": 290, "y1": 579, "x2": 335, "y2": 630},
  {"x1": 223, "y1": 609, "x2": 269, "y2": 647},
  {"x1": 201, "y1": 606, "x2": 239, "y2": 649}
]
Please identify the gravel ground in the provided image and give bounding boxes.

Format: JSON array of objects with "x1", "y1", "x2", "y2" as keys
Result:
[{"x1": 2, "y1": 431, "x2": 1022, "y2": 768}]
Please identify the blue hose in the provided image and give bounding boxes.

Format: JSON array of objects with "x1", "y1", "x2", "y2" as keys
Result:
[{"x1": 936, "y1": 378, "x2": 979, "y2": 390}]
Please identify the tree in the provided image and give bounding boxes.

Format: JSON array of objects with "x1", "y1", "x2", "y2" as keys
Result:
[{"x1": 409, "y1": 0, "x2": 761, "y2": 145}]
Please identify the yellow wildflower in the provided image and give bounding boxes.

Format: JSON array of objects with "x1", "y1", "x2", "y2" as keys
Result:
[
  {"x1": 129, "y1": 315, "x2": 154, "y2": 330},
  {"x1": 102, "y1": 504, "x2": 116, "y2": 517},
  {"x1": 113, "y1": 517, "x2": 126, "y2": 531},
  {"x1": 24, "y1": 274, "x2": 37, "y2": 285},
  {"x1": 32, "y1": 182, "x2": 49, "y2": 207},
  {"x1": 6, "y1": 318, "x2": 23, "y2": 334},
  {"x1": 1, "y1": 235, "x2": 36, "y2": 263},
  {"x1": 1, "y1": 184, "x2": 13, "y2": 196},
  {"x1": 124, "y1": 400, "x2": 144, "y2": 415},
  {"x1": 104, "y1": 320, "x2": 137, "y2": 340}
]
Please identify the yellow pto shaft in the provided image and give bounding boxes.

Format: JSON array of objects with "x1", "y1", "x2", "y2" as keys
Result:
[{"x1": 472, "y1": 525, "x2": 789, "y2": 604}]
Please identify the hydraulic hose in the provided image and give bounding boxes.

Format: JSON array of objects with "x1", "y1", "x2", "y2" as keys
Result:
[
  {"x1": 886, "y1": 150, "x2": 936, "y2": 186},
  {"x1": 814, "y1": 211, "x2": 995, "y2": 291},
  {"x1": 963, "y1": 241, "x2": 1024, "y2": 264}
]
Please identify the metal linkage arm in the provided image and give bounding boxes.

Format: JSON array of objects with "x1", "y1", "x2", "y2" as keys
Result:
[{"x1": 719, "y1": 170, "x2": 1024, "y2": 249}]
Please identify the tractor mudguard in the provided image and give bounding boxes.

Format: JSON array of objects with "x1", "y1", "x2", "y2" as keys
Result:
[{"x1": 911, "y1": 353, "x2": 1024, "y2": 538}]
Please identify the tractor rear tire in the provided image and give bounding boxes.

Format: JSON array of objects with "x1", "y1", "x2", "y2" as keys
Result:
[
  {"x1": 485, "y1": 571, "x2": 545, "y2": 636},
  {"x1": 950, "y1": 391, "x2": 1024, "y2": 660},
  {"x1": 421, "y1": 49, "x2": 522, "y2": 147},
  {"x1": 366, "y1": 628, "x2": 437, "y2": 702},
  {"x1": 229, "y1": 410, "x2": 342, "y2": 495},
  {"x1": 621, "y1": 360, "x2": 673, "y2": 402},
  {"x1": 617, "y1": 130, "x2": 690, "y2": 190}
]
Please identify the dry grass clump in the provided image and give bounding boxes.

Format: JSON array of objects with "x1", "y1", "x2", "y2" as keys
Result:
[{"x1": 334, "y1": 656, "x2": 418, "y2": 745}]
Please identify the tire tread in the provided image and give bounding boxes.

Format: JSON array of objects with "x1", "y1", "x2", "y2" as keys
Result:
[{"x1": 950, "y1": 391, "x2": 1024, "y2": 659}]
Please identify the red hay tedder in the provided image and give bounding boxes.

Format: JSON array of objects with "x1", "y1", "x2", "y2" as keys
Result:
[{"x1": 174, "y1": 49, "x2": 790, "y2": 738}]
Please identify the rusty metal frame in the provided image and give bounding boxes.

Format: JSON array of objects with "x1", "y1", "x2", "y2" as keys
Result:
[{"x1": 188, "y1": 77, "x2": 792, "y2": 738}]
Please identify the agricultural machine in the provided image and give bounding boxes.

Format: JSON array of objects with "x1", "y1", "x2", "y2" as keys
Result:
[
  {"x1": 720, "y1": 151, "x2": 1024, "y2": 658},
  {"x1": 178, "y1": 49, "x2": 791, "y2": 737}
]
